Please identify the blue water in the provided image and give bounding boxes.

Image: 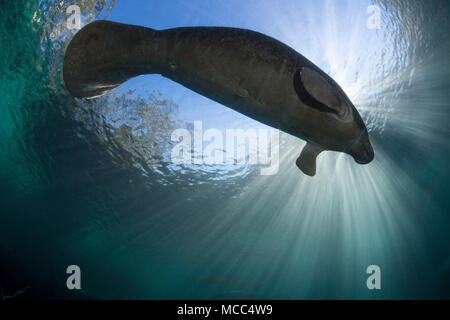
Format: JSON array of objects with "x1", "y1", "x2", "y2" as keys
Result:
[{"x1": 0, "y1": 0, "x2": 449, "y2": 299}]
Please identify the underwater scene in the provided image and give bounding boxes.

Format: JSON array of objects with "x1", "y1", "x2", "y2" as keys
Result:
[{"x1": 0, "y1": 0, "x2": 449, "y2": 300}]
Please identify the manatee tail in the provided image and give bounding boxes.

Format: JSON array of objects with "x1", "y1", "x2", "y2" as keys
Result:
[{"x1": 63, "y1": 20, "x2": 158, "y2": 98}]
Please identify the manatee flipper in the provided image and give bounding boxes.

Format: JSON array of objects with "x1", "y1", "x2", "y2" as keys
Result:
[
  {"x1": 296, "y1": 143, "x2": 323, "y2": 176},
  {"x1": 293, "y1": 67, "x2": 353, "y2": 121}
]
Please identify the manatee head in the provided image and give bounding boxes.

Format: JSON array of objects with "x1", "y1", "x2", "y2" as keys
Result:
[
  {"x1": 344, "y1": 104, "x2": 374, "y2": 164},
  {"x1": 294, "y1": 66, "x2": 374, "y2": 171}
]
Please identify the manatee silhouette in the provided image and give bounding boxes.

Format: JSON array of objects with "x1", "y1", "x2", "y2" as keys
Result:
[{"x1": 63, "y1": 20, "x2": 374, "y2": 176}]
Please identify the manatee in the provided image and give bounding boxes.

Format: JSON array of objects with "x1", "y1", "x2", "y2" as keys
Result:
[{"x1": 63, "y1": 20, "x2": 374, "y2": 176}]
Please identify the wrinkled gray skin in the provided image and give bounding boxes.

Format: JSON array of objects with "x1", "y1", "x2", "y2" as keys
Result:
[{"x1": 63, "y1": 20, "x2": 374, "y2": 176}]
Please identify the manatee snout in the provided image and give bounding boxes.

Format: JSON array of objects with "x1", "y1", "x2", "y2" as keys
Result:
[{"x1": 348, "y1": 131, "x2": 374, "y2": 164}]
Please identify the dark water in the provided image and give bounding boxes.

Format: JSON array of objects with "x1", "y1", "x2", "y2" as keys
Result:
[{"x1": 0, "y1": 0, "x2": 449, "y2": 299}]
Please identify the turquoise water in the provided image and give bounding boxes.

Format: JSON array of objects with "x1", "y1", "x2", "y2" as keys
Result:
[{"x1": 0, "y1": 0, "x2": 449, "y2": 299}]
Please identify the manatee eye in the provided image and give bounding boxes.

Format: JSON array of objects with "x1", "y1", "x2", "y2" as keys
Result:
[{"x1": 293, "y1": 66, "x2": 343, "y2": 116}]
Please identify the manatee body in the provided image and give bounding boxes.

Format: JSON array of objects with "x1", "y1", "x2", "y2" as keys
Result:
[{"x1": 63, "y1": 20, "x2": 374, "y2": 176}]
